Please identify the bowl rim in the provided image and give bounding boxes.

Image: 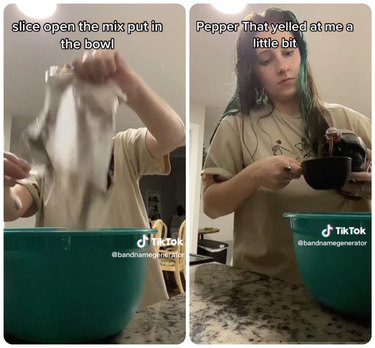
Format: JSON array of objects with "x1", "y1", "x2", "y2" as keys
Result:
[
  {"x1": 4, "y1": 227, "x2": 157, "y2": 236},
  {"x1": 302, "y1": 156, "x2": 352, "y2": 164},
  {"x1": 283, "y1": 212, "x2": 371, "y2": 220}
]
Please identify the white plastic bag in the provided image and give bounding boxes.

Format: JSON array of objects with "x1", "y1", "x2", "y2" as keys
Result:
[{"x1": 23, "y1": 64, "x2": 126, "y2": 228}]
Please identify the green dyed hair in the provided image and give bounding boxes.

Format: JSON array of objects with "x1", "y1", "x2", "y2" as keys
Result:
[{"x1": 223, "y1": 8, "x2": 328, "y2": 156}]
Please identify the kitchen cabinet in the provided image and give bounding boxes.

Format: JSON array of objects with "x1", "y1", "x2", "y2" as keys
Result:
[{"x1": 190, "y1": 263, "x2": 370, "y2": 343}]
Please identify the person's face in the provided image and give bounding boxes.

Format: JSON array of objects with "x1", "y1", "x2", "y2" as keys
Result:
[{"x1": 254, "y1": 31, "x2": 301, "y2": 104}]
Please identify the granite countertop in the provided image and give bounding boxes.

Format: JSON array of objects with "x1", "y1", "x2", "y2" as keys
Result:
[
  {"x1": 116, "y1": 293, "x2": 185, "y2": 344},
  {"x1": 5, "y1": 294, "x2": 185, "y2": 344},
  {"x1": 190, "y1": 263, "x2": 370, "y2": 344}
]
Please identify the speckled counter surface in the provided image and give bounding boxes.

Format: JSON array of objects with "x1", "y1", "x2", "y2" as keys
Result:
[
  {"x1": 190, "y1": 263, "x2": 370, "y2": 344},
  {"x1": 5, "y1": 294, "x2": 185, "y2": 344},
  {"x1": 116, "y1": 293, "x2": 185, "y2": 344}
]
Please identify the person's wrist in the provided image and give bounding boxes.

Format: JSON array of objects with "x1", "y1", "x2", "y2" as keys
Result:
[
  {"x1": 243, "y1": 162, "x2": 262, "y2": 193},
  {"x1": 114, "y1": 66, "x2": 140, "y2": 99}
]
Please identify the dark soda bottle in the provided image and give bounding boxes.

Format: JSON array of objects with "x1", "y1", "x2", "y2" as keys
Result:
[{"x1": 320, "y1": 127, "x2": 367, "y2": 172}]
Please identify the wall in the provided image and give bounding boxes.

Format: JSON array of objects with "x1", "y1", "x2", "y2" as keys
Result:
[
  {"x1": 190, "y1": 103, "x2": 205, "y2": 254},
  {"x1": 4, "y1": 113, "x2": 12, "y2": 152},
  {"x1": 191, "y1": 4, "x2": 371, "y2": 117}
]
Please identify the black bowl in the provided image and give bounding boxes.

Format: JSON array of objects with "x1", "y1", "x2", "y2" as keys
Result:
[{"x1": 302, "y1": 156, "x2": 352, "y2": 190}]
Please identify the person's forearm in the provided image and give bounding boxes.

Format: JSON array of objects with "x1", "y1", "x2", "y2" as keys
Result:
[
  {"x1": 203, "y1": 166, "x2": 261, "y2": 219},
  {"x1": 72, "y1": 51, "x2": 184, "y2": 155},
  {"x1": 118, "y1": 72, "x2": 185, "y2": 154}
]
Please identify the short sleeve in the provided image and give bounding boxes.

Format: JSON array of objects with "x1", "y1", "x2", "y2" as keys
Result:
[
  {"x1": 115, "y1": 128, "x2": 171, "y2": 177},
  {"x1": 351, "y1": 112, "x2": 371, "y2": 149},
  {"x1": 202, "y1": 116, "x2": 244, "y2": 180}
]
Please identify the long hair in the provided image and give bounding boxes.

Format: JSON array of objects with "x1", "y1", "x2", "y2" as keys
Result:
[{"x1": 220, "y1": 8, "x2": 328, "y2": 156}]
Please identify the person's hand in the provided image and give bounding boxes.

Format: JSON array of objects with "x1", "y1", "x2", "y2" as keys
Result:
[
  {"x1": 248, "y1": 155, "x2": 302, "y2": 190},
  {"x1": 4, "y1": 152, "x2": 31, "y2": 188},
  {"x1": 339, "y1": 149, "x2": 371, "y2": 199}
]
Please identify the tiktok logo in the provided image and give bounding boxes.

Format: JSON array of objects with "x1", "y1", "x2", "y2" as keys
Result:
[
  {"x1": 137, "y1": 235, "x2": 149, "y2": 248},
  {"x1": 321, "y1": 224, "x2": 333, "y2": 238}
]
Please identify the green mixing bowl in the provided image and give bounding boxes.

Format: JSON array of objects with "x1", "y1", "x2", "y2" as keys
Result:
[
  {"x1": 283, "y1": 212, "x2": 371, "y2": 318},
  {"x1": 4, "y1": 227, "x2": 155, "y2": 343}
]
